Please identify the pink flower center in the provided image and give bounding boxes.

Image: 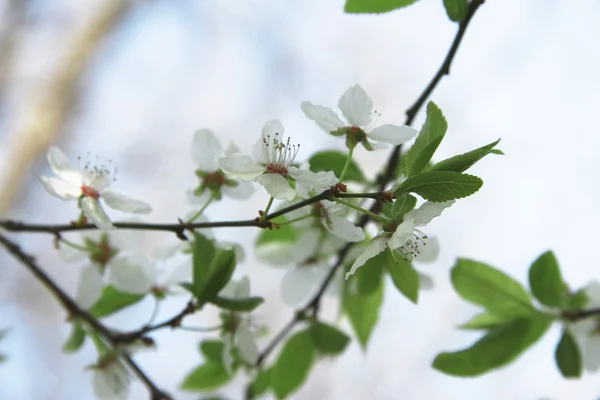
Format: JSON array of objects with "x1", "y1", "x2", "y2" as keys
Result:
[
  {"x1": 81, "y1": 185, "x2": 100, "y2": 199},
  {"x1": 265, "y1": 164, "x2": 288, "y2": 175}
]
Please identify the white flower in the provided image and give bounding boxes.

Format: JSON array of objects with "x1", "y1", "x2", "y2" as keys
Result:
[
  {"x1": 189, "y1": 129, "x2": 254, "y2": 201},
  {"x1": 91, "y1": 358, "x2": 129, "y2": 400},
  {"x1": 219, "y1": 277, "x2": 259, "y2": 373},
  {"x1": 301, "y1": 84, "x2": 417, "y2": 149},
  {"x1": 570, "y1": 281, "x2": 600, "y2": 372},
  {"x1": 218, "y1": 119, "x2": 336, "y2": 201},
  {"x1": 413, "y1": 236, "x2": 440, "y2": 290},
  {"x1": 39, "y1": 146, "x2": 151, "y2": 230},
  {"x1": 346, "y1": 200, "x2": 454, "y2": 279}
]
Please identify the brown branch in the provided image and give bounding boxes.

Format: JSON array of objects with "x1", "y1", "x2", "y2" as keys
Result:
[
  {"x1": 0, "y1": 233, "x2": 172, "y2": 400},
  {"x1": 0, "y1": 0, "x2": 131, "y2": 215},
  {"x1": 252, "y1": 0, "x2": 486, "y2": 371}
]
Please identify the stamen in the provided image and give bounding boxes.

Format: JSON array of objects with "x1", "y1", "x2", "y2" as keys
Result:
[
  {"x1": 396, "y1": 229, "x2": 428, "y2": 261},
  {"x1": 262, "y1": 130, "x2": 299, "y2": 175}
]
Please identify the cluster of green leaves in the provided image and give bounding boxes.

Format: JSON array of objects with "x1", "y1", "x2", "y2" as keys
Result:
[
  {"x1": 344, "y1": 0, "x2": 470, "y2": 22},
  {"x1": 395, "y1": 101, "x2": 501, "y2": 202},
  {"x1": 433, "y1": 251, "x2": 590, "y2": 378}
]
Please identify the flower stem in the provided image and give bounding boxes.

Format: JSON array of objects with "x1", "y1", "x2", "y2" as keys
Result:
[
  {"x1": 186, "y1": 194, "x2": 215, "y2": 223},
  {"x1": 178, "y1": 325, "x2": 222, "y2": 333},
  {"x1": 60, "y1": 238, "x2": 89, "y2": 252},
  {"x1": 261, "y1": 197, "x2": 274, "y2": 221},
  {"x1": 277, "y1": 214, "x2": 313, "y2": 226},
  {"x1": 331, "y1": 197, "x2": 389, "y2": 223},
  {"x1": 338, "y1": 147, "x2": 354, "y2": 182}
]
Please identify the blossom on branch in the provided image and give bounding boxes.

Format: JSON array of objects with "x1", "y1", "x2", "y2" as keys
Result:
[
  {"x1": 90, "y1": 357, "x2": 129, "y2": 400},
  {"x1": 346, "y1": 200, "x2": 454, "y2": 279},
  {"x1": 301, "y1": 84, "x2": 417, "y2": 150},
  {"x1": 571, "y1": 281, "x2": 600, "y2": 372},
  {"x1": 218, "y1": 119, "x2": 337, "y2": 201},
  {"x1": 39, "y1": 146, "x2": 151, "y2": 229}
]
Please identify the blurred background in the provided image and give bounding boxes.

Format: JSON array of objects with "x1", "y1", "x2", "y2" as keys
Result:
[{"x1": 1, "y1": 0, "x2": 599, "y2": 399}]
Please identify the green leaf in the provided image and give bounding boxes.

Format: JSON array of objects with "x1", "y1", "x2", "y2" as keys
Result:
[
  {"x1": 200, "y1": 340, "x2": 225, "y2": 363},
  {"x1": 308, "y1": 150, "x2": 366, "y2": 182},
  {"x1": 443, "y1": 0, "x2": 469, "y2": 22},
  {"x1": 555, "y1": 329, "x2": 582, "y2": 378},
  {"x1": 309, "y1": 322, "x2": 350, "y2": 355},
  {"x1": 256, "y1": 216, "x2": 298, "y2": 246},
  {"x1": 344, "y1": 0, "x2": 419, "y2": 14},
  {"x1": 566, "y1": 288, "x2": 589, "y2": 310},
  {"x1": 459, "y1": 312, "x2": 516, "y2": 330},
  {"x1": 62, "y1": 323, "x2": 86, "y2": 353},
  {"x1": 391, "y1": 194, "x2": 417, "y2": 220},
  {"x1": 343, "y1": 275, "x2": 384, "y2": 348},
  {"x1": 395, "y1": 171, "x2": 483, "y2": 201},
  {"x1": 197, "y1": 249, "x2": 236, "y2": 306},
  {"x1": 355, "y1": 250, "x2": 385, "y2": 295},
  {"x1": 430, "y1": 139, "x2": 501, "y2": 173},
  {"x1": 89, "y1": 286, "x2": 146, "y2": 318},
  {"x1": 271, "y1": 330, "x2": 315, "y2": 399},
  {"x1": 181, "y1": 362, "x2": 232, "y2": 391},
  {"x1": 451, "y1": 259, "x2": 536, "y2": 318},
  {"x1": 192, "y1": 232, "x2": 216, "y2": 296},
  {"x1": 402, "y1": 102, "x2": 447, "y2": 176},
  {"x1": 387, "y1": 255, "x2": 420, "y2": 304},
  {"x1": 250, "y1": 368, "x2": 271, "y2": 397},
  {"x1": 433, "y1": 318, "x2": 551, "y2": 376},
  {"x1": 210, "y1": 296, "x2": 264, "y2": 312},
  {"x1": 528, "y1": 251, "x2": 566, "y2": 308}
]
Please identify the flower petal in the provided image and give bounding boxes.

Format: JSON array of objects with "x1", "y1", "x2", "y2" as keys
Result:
[
  {"x1": 222, "y1": 181, "x2": 254, "y2": 200},
  {"x1": 101, "y1": 191, "x2": 152, "y2": 214},
  {"x1": 281, "y1": 267, "x2": 326, "y2": 306},
  {"x1": 326, "y1": 216, "x2": 365, "y2": 242},
  {"x1": 39, "y1": 176, "x2": 80, "y2": 200},
  {"x1": 59, "y1": 242, "x2": 88, "y2": 263},
  {"x1": 236, "y1": 325, "x2": 259, "y2": 365},
  {"x1": 290, "y1": 229, "x2": 320, "y2": 263},
  {"x1": 337, "y1": 84, "x2": 373, "y2": 127},
  {"x1": 92, "y1": 361, "x2": 130, "y2": 400},
  {"x1": 289, "y1": 167, "x2": 338, "y2": 198},
  {"x1": 107, "y1": 257, "x2": 156, "y2": 294},
  {"x1": 388, "y1": 219, "x2": 416, "y2": 251},
  {"x1": 584, "y1": 335, "x2": 600, "y2": 372},
  {"x1": 368, "y1": 124, "x2": 417, "y2": 145},
  {"x1": 81, "y1": 197, "x2": 114, "y2": 230},
  {"x1": 219, "y1": 154, "x2": 265, "y2": 181},
  {"x1": 235, "y1": 276, "x2": 251, "y2": 298},
  {"x1": 221, "y1": 334, "x2": 235, "y2": 375},
  {"x1": 255, "y1": 242, "x2": 294, "y2": 265},
  {"x1": 109, "y1": 219, "x2": 145, "y2": 250},
  {"x1": 416, "y1": 236, "x2": 439, "y2": 264},
  {"x1": 257, "y1": 174, "x2": 295, "y2": 200},
  {"x1": 191, "y1": 129, "x2": 222, "y2": 171},
  {"x1": 346, "y1": 237, "x2": 388, "y2": 279},
  {"x1": 301, "y1": 101, "x2": 346, "y2": 132},
  {"x1": 47, "y1": 146, "x2": 85, "y2": 185},
  {"x1": 406, "y1": 201, "x2": 455, "y2": 226},
  {"x1": 225, "y1": 141, "x2": 242, "y2": 156},
  {"x1": 262, "y1": 119, "x2": 285, "y2": 138},
  {"x1": 419, "y1": 273, "x2": 435, "y2": 290},
  {"x1": 76, "y1": 264, "x2": 104, "y2": 309},
  {"x1": 160, "y1": 260, "x2": 192, "y2": 289}
]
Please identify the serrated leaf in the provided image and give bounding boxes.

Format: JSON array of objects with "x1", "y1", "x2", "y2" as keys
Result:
[
  {"x1": 391, "y1": 194, "x2": 417, "y2": 220},
  {"x1": 89, "y1": 286, "x2": 146, "y2": 318},
  {"x1": 387, "y1": 253, "x2": 420, "y2": 304},
  {"x1": 344, "y1": 0, "x2": 419, "y2": 13},
  {"x1": 555, "y1": 329, "x2": 582, "y2": 378},
  {"x1": 200, "y1": 340, "x2": 225, "y2": 363},
  {"x1": 271, "y1": 330, "x2": 315, "y2": 399},
  {"x1": 308, "y1": 150, "x2": 365, "y2": 182},
  {"x1": 210, "y1": 296, "x2": 264, "y2": 312},
  {"x1": 402, "y1": 102, "x2": 447, "y2": 176},
  {"x1": 528, "y1": 251, "x2": 566, "y2": 308},
  {"x1": 459, "y1": 312, "x2": 515, "y2": 330},
  {"x1": 443, "y1": 0, "x2": 469, "y2": 22},
  {"x1": 395, "y1": 171, "x2": 483, "y2": 201},
  {"x1": 250, "y1": 368, "x2": 271, "y2": 397},
  {"x1": 62, "y1": 323, "x2": 86, "y2": 353},
  {"x1": 192, "y1": 233, "x2": 216, "y2": 296},
  {"x1": 309, "y1": 322, "x2": 350, "y2": 355},
  {"x1": 430, "y1": 139, "x2": 501, "y2": 173},
  {"x1": 343, "y1": 275, "x2": 383, "y2": 348},
  {"x1": 197, "y1": 250, "x2": 236, "y2": 307},
  {"x1": 433, "y1": 318, "x2": 551, "y2": 376},
  {"x1": 181, "y1": 362, "x2": 232, "y2": 391},
  {"x1": 451, "y1": 259, "x2": 536, "y2": 318},
  {"x1": 490, "y1": 149, "x2": 504, "y2": 155}
]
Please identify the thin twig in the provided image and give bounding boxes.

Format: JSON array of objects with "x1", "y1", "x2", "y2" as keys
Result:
[
  {"x1": 252, "y1": 0, "x2": 486, "y2": 372},
  {"x1": 0, "y1": 234, "x2": 172, "y2": 400}
]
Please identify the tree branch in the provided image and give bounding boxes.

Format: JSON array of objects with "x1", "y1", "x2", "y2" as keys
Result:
[
  {"x1": 0, "y1": 233, "x2": 172, "y2": 400},
  {"x1": 252, "y1": 0, "x2": 486, "y2": 372}
]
